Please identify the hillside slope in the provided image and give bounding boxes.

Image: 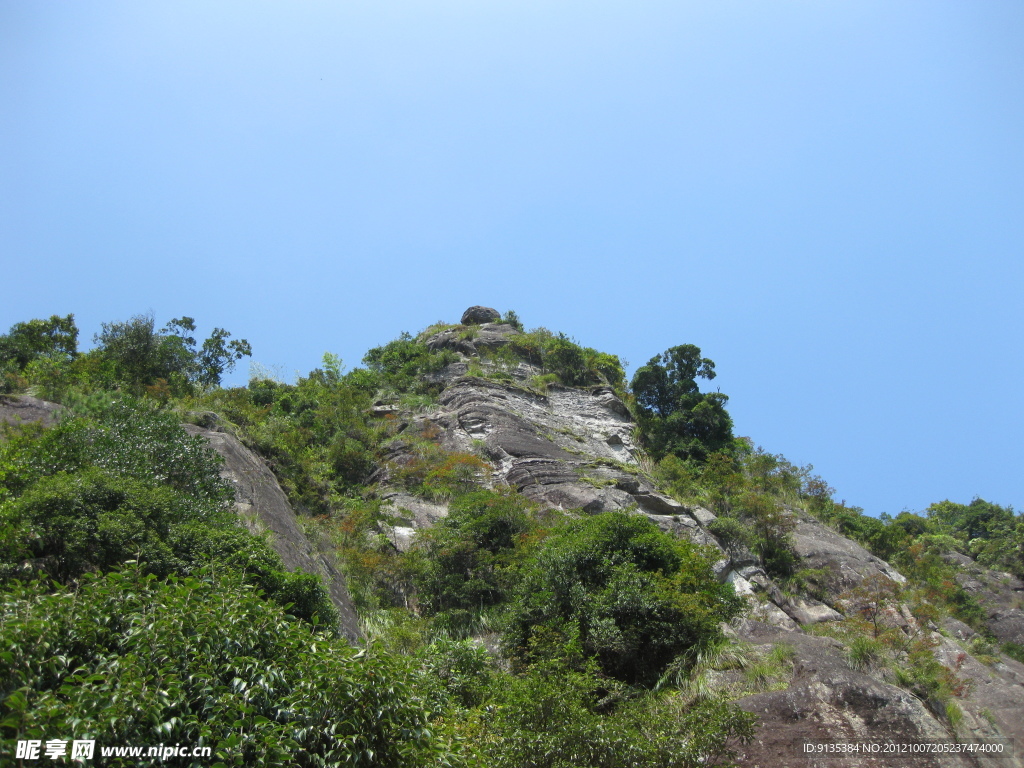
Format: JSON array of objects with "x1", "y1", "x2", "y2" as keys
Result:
[
  {"x1": 2, "y1": 307, "x2": 1022, "y2": 767},
  {"x1": 367, "y1": 309, "x2": 1024, "y2": 767}
]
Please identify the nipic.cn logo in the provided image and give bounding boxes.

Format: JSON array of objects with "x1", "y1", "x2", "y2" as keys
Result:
[{"x1": 16, "y1": 739, "x2": 96, "y2": 760}]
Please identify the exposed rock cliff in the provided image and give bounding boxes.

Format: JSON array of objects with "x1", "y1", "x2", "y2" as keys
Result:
[
  {"x1": 184, "y1": 423, "x2": 361, "y2": 641},
  {"x1": 373, "y1": 309, "x2": 1024, "y2": 768},
  {"x1": 0, "y1": 394, "x2": 62, "y2": 428}
]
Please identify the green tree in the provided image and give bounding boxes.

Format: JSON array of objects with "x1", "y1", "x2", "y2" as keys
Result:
[
  {"x1": 631, "y1": 345, "x2": 734, "y2": 462},
  {"x1": 94, "y1": 313, "x2": 251, "y2": 393},
  {"x1": 0, "y1": 314, "x2": 79, "y2": 392},
  {"x1": 196, "y1": 324, "x2": 253, "y2": 387},
  {"x1": 505, "y1": 512, "x2": 741, "y2": 686},
  {"x1": 0, "y1": 314, "x2": 78, "y2": 368},
  {"x1": 0, "y1": 566, "x2": 451, "y2": 767},
  {"x1": 416, "y1": 488, "x2": 535, "y2": 615}
]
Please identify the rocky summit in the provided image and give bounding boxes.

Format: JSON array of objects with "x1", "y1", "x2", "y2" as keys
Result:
[{"x1": 368, "y1": 309, "x2": 1024, "y2": 767}]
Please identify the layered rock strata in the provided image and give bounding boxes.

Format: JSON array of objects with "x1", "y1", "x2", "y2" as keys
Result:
[{"x1": 374, "y1": 310, "x2": 1024, "y2": 767}]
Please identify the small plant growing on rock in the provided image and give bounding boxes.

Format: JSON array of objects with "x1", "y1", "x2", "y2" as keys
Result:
[{"x1": 847, "y1": 635, "x2": 884, "y2": 670}]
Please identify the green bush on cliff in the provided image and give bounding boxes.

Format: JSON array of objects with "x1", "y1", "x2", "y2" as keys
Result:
[
  {"x1": 416, "y1": 488, "x2": 538, "y2": 616},
  {"x1": 474, "y1": 658, "x2": 755, "y2": 768},
  {"x1": 504, "y1": 511, "x2": 742, "y2": 687},
  {"x1": 363, "y1": 333, "x2": 459, "y2": 395},
  {"x1": 507, "y1": 330, "x2": 625, "y2": 390},
  {"x1": 631, "y1": 344, "x2": 735, "y2": 463}
]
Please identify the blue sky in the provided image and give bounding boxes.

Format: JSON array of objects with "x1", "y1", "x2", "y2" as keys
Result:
[{"x1": 2, "y1": 1, "x2": 1022, "y2": 517}]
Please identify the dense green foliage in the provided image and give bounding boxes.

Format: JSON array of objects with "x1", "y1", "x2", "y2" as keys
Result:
[
  {"x1": 416, "y1": 488, "x2": 536, "y2": 616},
  {"x1": 506, "y1": 329, "x2": 626, "y2": 390},
  {"x1": 631, "y1": 345, "x2": 735, "y2": 462},
  {"x1": 0, "y1": 399, "x2": 334, "y2": 626},
  {"x1": 364, "y1": 333, "x2": 461, "y2": 396},
  {"x1": 925, "y1": 498, "x2": 1022, "y2": 576},
  {"x1": 654, "y1": 444, "x2": 803, "y2": 579},
  {"x1": 0, "y1": 313, "x2": 250, "y2": 398},
  {"x1": 0, "y1": 315, "x2": 78, "y2": 374},
  {"x1": 505, "y1": 512, "x2": 742, "y2": 686},
  {"x1": 95, "y1": 314, "x2": 252, "y2": 394},
  {"x1": 197, "y1": 359, "x2": 384, "y2": 515},
  {"x1": 1, "y1": 567, "x2": 450, "y2": 768},
  {"x1": 472, "y1": 659, "x2": 755, "y2": 768}
]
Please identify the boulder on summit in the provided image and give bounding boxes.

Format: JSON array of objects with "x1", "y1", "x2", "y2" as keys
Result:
[{"x1": 460, "y1": 305, "x2": 501, "y2": 324}]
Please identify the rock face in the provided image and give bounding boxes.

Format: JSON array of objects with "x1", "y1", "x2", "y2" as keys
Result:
[
  {"x1": 373, "y1": 316, "x2": 1024, "y2": 767},
  {"x1": 425, "y1": 323, "x2": 519, "y2": 357},
  {"x1": 0, "y1": 394, "x2": 63, "y2": 428},
  {"x1": 184, "y1": 424, "x2": 361, "y2": 641},
  {"x1": 734, "y1": 621, "x2": 973, "y2": 768},
  {"x1": 791, "y1": 512, "x2": 907, "y2": 591},
  {"x1": 460, "y1": 305, "x2": 501, "y2": 325},
  {"x1": 943, "y1": 552, "x2": 1024, "y2": 647}
]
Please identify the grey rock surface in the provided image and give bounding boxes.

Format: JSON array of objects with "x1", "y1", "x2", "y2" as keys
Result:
[
  {"x1": 791, "y1": 512, "x2": 907, "y2": 591},
  {"x1": 460, "y1": 305, "x2": 501, "y2": 324},
  {"x1": 776, "y1": 595, "x2": 845, "y2": 625},
  {"x1": 931, "y1": 633, "x2": 1024, "y2": 756},
  {"x1": 379, "y1": 492, "x2": 450, "y2": 551},
  {"x1": 425, "y1": 322, "x2": 519, "y2": 356},
  {"x1": 943, "y1": 553, "x2": 1024, "y2": 646},
  {"x1": 0, "y1": 394, "x2": 63, "y2": 428},
  {"x1": 733, "y1": 621, "x2": 988, "y2": 768},
  {"x1": 183, "y1": 425, "x2": 362, "y2": 641}
]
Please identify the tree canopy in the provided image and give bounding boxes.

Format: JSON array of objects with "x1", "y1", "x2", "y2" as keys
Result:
[
  {"x1": 95, "y1": 314, "x2": 251, "y2": 393},
  {"x1": 631, "y1": 344, "x2": 735, "y2": 462}
]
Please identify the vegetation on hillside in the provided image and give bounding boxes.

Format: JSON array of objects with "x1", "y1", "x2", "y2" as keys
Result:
[
  {"x1": 2, "y1": 309, "x2": 1020, "y2": 764},
  {"x1": 0, "y1": 313, "x2": 250, "y2": 400}
]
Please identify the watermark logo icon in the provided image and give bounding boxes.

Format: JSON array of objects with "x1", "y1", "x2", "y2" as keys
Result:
[
  {"x1": 71, "y1": 740, "x2": 96, "y2": 760},
  {"x1": 16, "y1": 740, "x2": 41, "y2": 760},
  {"x1": 15, "y1": 739, "x2": 95, "y2": 761}
]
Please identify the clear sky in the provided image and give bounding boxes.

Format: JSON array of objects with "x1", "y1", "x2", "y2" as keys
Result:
[{"x1": 2, "y1": 1, "x2": 1022, "y2": 517}]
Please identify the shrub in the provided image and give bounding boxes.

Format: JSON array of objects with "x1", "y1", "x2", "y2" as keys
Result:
[
  {"x1": 0, "y1": 566, "x2": 453, "y2": 767},
  {"x1": 391, "y1": 443, "x2": 491, "y2": 501},
  {"x1": 707, "y1": 517, "x2": 753, "y2": 548},
  {"x1": 505, "y1": 330, "x2": 625, "y2": 390},
  {"x1": 416, "y1": 488, "x2": 536, "y2": 615},
  {"x1": 500, "y1": 310, "x2": 524, "y2": 331},
  {"x1": 476, "y1": 659, "x2": 755, "y2": 768},
  {"x1": 0, "y1": 399, "x2": 335, "y2": 626},
  {"x1": 734, "y1": 492, "x2": 797, "y2": 578},
  {"x1": 417, "y1": 638, "x2": 493, "y2": 711},
  {"x1": 363, "y1": 333, "x2": 459, "y2": 395},
  {"x1": 504, "y1": 512, "x2": 742, "y2": 686}
]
